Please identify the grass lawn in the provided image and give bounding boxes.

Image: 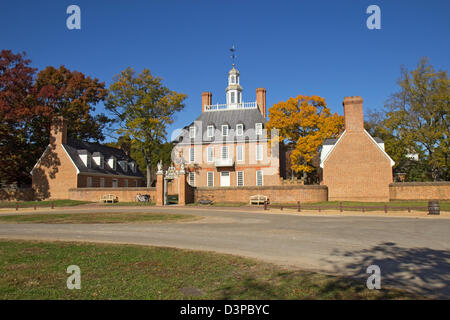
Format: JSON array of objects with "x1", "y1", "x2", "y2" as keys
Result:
[
  {"x1": 0, "y1": 212, "x2": 197, "y2": 224},
  {"x1": 0, "y1": 240, "x2": 418, "y2": 299},
  {"x1": 270, "y1": 200, "x2": 450, "y2": 212},
  {"x1": 0, "y1": 200, "x2": 91, "y2": 209}
]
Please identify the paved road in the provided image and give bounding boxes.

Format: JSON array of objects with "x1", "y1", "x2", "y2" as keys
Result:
[{"x1": 0, "y1": 206, "x2": 449, "y2": 298}]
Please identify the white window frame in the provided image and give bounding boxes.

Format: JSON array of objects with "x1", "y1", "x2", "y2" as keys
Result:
[
  {"x1": 256, "y1": 144, "x2": 263, "y2": 161},
  {"x1": 236, "y1": 124, "x2": 243, "y2": 136},
  {"x1": 207, "y1": 171, "x2": 214, "y2": 187},
  {"x1": 207, "y1": 146, "x2": 214, "y2": 163},
  {"x1": 221, "y1": 146, "x2": 229, "y2": 160},
  {"x1": 207, "y1": 125, "x2": 214, "y2": 138},
  {"x1": 237, "y1": 171, "x2": 244, "y2": 187},
  {"x1": 236, "y1": 145, "x2": 244, "y2": 162},
  {"x1": 189, "y1": 172, "x2": 195, "y2": 186},
  {"x1": 256, "y1": 170, "x2": 263, "y2": 186},
  {"x1": 255, "y1": 123, "x2": 263, "y2": 135},
  {"x1": 189, "y1": 147, "x2": 195, "y2": 163},
  {"x1": 189, "y1": 126, "x2": 196, "y2": 139},
  {"x1": 222, "y1": 125, "x2": 229, "y2": 137},
  {"x1": 231, "y1": 92, "x2": 235, "y2": 104}
]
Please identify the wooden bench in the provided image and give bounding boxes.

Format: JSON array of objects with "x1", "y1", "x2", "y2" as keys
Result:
[
  {"x1": 249, "y1": 195, "x2": 269, "y2": 205},
  {"x1": 101, "y1": 194, "x2": 118, "y2": 203}
]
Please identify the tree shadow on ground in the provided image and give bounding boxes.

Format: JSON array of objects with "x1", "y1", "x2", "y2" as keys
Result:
[{"x1": 323, "y1": 242, "x2": 450, "y2": 299}]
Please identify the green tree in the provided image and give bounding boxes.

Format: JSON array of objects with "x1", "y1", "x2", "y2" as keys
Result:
[
  {"x1": 106, "y1": 67, "x2": 186, "y2": 186},
  {"x1": 371, "y1": 58, "x2": 449, "y2": 181}
]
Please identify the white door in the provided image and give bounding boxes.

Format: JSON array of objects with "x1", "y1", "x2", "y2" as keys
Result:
[{"x1": 220, "y1": 172, "x2": 230, "y2": 187}]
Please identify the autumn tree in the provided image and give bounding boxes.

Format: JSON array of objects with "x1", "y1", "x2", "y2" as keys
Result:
[
  {"x1": 267, "y1": 95, "x2": 344, "y2": 182},
  {"x1": 106, "y1": 67, "x2": 186, "y2": 186},
  {"x1": 368, "y1": 58, "x2": 449, "y2": 181},
  {"x1": 0, "y1": 50, "x2": 52, "y2": 185}
]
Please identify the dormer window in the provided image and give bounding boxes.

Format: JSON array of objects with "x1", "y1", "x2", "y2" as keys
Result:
[
  {"x1": 189, "y1": 126, "x2": 196, "y2": 139},
  {"x1": 78, "y1": 150, "x2": 91, "y2": 168},
  {"x1": 93, "y1": 152, "x2": 104, "y2": 169},
  {"x1": 207, "y1": 125, "x2": 214, "y2": 138},
  {"x1": 108, "y1": 157, "x2": 117, "y2": 171},
  {"x1": 129, "y1": 162, "x2": 137, "y2": 173},
  {"x1": 119, "y1": 160, "x2": 127, "y2": 172},
  {"x1": 255, "y1": 123, "x2": 263, "y2": 135},
  {"x1": 222, "y1": 125, "x2": 229, "y2": 137},
  {"x1": 236, "y1": 124, "x2": 244, "y2": 136}
]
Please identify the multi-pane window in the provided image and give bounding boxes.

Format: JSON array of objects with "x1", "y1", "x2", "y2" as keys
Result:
[
  {"x1": 207, "y1": 125, "x2": 214, "y2": 138},
  {"x1": 207, "y1": 172, "x2": 214, "y2": 187},
  {"x1": 256, "y1": 170, "x2": 263, "y2": 186},
  {"x1": 256, "y1": 144, "x2": 263, "y2": 161},
  {"x1": 255, "y1": 123, "x2": 263, "y2": 135},
  {"x1": 222, "y1": 125, "x2": 229, "y2": 137},
  {"x1": 231, "y1": 92, "x2": 235, "y2": 104},
  {"x1": 134, "y1": 180, "x2": 138, "y2": 187},
  {"x1": 124, "y1": 179, "x2": 128, "y2": 188},
  {"x1": 189, "y1": 147, "x2": 195, "y2": 163},
  {"x1": 207, "y1": 146, "x2": 214, "y2": 162},
  {"x1": 236, "y1": 145, "x2": 244, "y2": 162},
  {"x1": 189, "y1": 172, "x2": 195, "y2": 186},
  {"x1": 189, "y1": 126, "x2": 196, "y2": 139},
  {"x1": 236, "y1": 124, "x2": 243, "y2": 136},
  {"x1": 100, "y1": 178, "x2": 105, "y2": 188},
  {"x1": 221, "y1": 146, "x2": 229, "y2": 160},
  {"x1": 87, "y1": 176, "x2": 92, "y2": 187},
  {"x1": 237, "y1": 171, "x2": 244, "y2": 187}
]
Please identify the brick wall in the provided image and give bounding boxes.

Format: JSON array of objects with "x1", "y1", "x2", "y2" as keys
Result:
[
  {"x1": 0, "y1": 188, "x2": 35, "y2": 201},
  {"x1": 68, "y1": 187, "x2": 156, "y2": 202},
  {"x1": 389, "y1": 182, "x2": 450, "y2": 200},
  {"x1": 194, "y1": 185, "x2": 328, "y2": 204}
]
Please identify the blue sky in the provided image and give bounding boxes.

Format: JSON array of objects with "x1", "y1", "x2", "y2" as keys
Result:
[{"x1": 1, "y1": 0, "x2": 449, "y2": 142}]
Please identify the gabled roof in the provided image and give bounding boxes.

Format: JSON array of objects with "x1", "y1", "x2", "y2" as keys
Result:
[
  {"x1": 174, "y1": 108, "x2": 267, "y2": 144},
  {"x1": 62, "y1": 139, "x2": 144, "y2": 177},
  {"x1": 320, "y1": 131, "x2": 394, "y2": 168}
]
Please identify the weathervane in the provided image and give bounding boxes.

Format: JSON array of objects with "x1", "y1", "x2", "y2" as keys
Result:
[{"x1": 230, "y1": 45, "x2": 236, "y2": 67}]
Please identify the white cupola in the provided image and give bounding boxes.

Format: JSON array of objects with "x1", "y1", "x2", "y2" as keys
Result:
[{"x1": 226, "y1": 65, "x2": 243, "y2": 106}]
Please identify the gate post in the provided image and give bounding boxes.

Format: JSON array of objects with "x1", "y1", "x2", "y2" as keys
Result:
[
  {"x1": 178, "y1": 167, "x2": 186, "y2": 206},
  {"x1": 156, "y1": 168, "x2": 164, "y2": 206}
]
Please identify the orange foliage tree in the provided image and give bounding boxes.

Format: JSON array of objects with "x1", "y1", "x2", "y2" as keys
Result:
[{"x1": 267, "y1": 95, "x2": 344, "y2": 177}]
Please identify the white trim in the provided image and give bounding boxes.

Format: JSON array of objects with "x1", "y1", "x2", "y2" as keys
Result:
[
  {"x1": 176, "y1": 138, "x2": 268, "y2": 146},
  {"x1": 364, "y1": 130, "x2": 395, "y2": 167},
  {"x1": 207, "y1": 125, "x2": 214, "y2": 138},
  {"x1": 320, "y1": 131, "x2": 347, "y2": 168},
  {"x1": 221, "y1": 125, "x2": 229, "y2": 137},
  {"x1": 236, "y1": 145, "x2": 244, "y2": 162},
  {"x1": 207, "y1": 146, "x2": 214, "y2": 163},
  {"x1": 256, "y1": 144, "x2": 263, "y2": 161},
  {"x1": 189, "y1": 147, "x2": 195, "y2": 163},
  {"x1": 320, "y1": 130, "x2": 395, "y2": 168},
  {"x1": 236, "y1": 124, "x2": 244, "y2": 136},
  {"x1": 255, "y1": 123, "x2": 263, "y2": 135}
]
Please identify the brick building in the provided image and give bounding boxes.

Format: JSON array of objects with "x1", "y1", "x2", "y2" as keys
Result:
[
  {"x1": 31, "y1": 117, "x2": 144, "y2": 199},
  {"x1": 172, "y1": 65, "x2": 281, "y2": 188},
  {"x1": 320, "y1": 96, "x2": 394, "y2": 201}
]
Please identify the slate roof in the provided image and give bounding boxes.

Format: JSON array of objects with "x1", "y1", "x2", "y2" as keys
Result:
[
  {"x1": 323, "y1": 136, "x2": 383, "y2": 145},
  {"x1": 174, "y1": 108, "x2": 267, "y2": 144},
  {"x1": 63, "y1": 138, "x2": 144, "y2": 177}
]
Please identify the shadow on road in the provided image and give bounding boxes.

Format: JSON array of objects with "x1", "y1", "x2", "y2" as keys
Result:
[{"x1": 324, "y1": 242, "x2": 450, "y2": 299}]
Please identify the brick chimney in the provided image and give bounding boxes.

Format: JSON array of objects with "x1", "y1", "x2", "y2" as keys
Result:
[
  {"x1": 343, "y1": 96, "x2": 364, "y2": 132},
  {"x1": 201, "y1": 92, "x2": 212, "y2": 112},
  {"x1": 256, "y1": 88, "x2": 266, "y2": 118},
  {"x1": 50, "y1": 116, "x2": 68, "y2": 145}
]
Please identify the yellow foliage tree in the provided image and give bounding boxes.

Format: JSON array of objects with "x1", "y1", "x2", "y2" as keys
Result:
[{"x1": 267, "y1": 95, "x2": 344, "y2": 175}]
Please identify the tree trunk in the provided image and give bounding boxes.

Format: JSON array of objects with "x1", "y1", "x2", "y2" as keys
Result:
[{"x1": 146, "y1": 163, "x2": 152, "y2": 187}]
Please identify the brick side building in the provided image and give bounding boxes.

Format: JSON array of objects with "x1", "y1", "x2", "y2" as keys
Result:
[
  {"x1": 31, "y1": 117, "x2": 144, "y2": 199},
  {"x1": 172, "y1": 65, "x2": 281, "y2": 188},
  {"x1": 321, "y1": 96, "x2": 394, "y2": 201}
]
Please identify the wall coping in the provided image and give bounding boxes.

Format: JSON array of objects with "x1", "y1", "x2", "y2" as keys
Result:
[
  {"x1": 196, "y1": 185, "x2": 327, "y2": 191},
  {"x1": 68, "y1": 187, "x2": 156, "y2": 191},
  {"x1": 390, "y1": 182, "x2": 450, "y2": 187}
]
